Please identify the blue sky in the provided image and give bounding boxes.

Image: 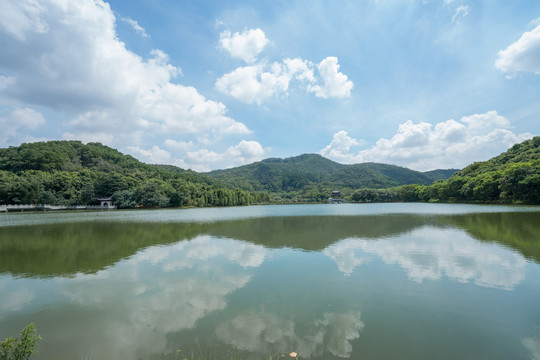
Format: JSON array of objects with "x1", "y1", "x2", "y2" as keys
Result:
[{"x1": 1, "y1": 0, "x2": 540, "y2": 171}]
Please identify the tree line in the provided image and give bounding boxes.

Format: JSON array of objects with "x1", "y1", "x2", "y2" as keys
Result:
[
  {"x1": 0, "y1": 169, "x2": 270, "y2": 208},
  {"x1": 1, "y1": 137, "x2": 539, "y2": 207}
]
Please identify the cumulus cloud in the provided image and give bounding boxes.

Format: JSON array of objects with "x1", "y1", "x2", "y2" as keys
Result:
[
  {"x1": 224, "y1": 140, "x2": 265, "y2": 166},
  {"x1": 215, "y1": 64, "x2": 290, "y2": 104},
  {"x1": 496, "y1": 24, "x2": 540, "y2": 75},
  {"x1": 219, "y1": 28, "x2": 269, "y2": 63},
  {"x1": 164, "y1": 139, "x2": 194, "y2": 151},
  {"x1": 319, "y1": 131, "x2": 363, "y2": 163},
  {"x1": 125, "y1": 145, "x2": 172, "y2": 164},
  {"x1": 309, "y1": 57, "x2": 354, "y2": 99},
  {"x1": 0, "y1": 0, "x2": 49, "y2": 40},
  {"x1": 216, "y1": 28, "x2": 352, "y2": 103},
  {"x1": 319, "y1": 111, "x2": 532, "y2": 170},
  {"x1": 180, "y1": 139, "x2": 265, "y2": 171},
  {"x1": 216, "y1": 56, "x2": 351, "y2": 103},
  {"x1": 0, "y1": 107, "x2": 46, "y2": 145},
  {"x1": 0, "y1": 0, "x2": 249, "y2": 152}
]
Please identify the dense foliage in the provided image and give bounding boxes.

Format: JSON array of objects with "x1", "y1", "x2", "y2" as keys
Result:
[
  {"x1": 350, "y1": 137, "x2": 540, "y2": 204},
  {"x1": 0, "y1": 141, "x2": 269, "y2": 208},
  {"x1": 1, "y1": 137, "x2": 537, "y2": 207},
  {"x1": 0, "y1": 323, "x2": 41, "y2": 360},
  {"x1": 207, "y1": 154, "x2": 457, "y2": 191}
]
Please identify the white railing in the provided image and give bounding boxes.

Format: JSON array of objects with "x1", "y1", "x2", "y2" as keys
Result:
[{"x1": 0, "y1": 204, "x2": 116, "y2": 212}]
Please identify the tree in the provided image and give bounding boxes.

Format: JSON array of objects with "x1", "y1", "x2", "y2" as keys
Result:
[
  {"x1": 112, "y1": 190, "x2": 137, "y2": 209},
  {"x1": 0, "y1": 323, "x2": 41, "y2": 360},
  {"x1": 137, "y1": 181, "x2": 169, "y2": 208}
]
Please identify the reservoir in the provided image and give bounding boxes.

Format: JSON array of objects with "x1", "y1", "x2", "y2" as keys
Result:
[{"x1": 1, "y1": 203, "x2": 540, "y2": 359}]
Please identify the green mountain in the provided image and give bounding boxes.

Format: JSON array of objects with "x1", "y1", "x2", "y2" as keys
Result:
[
  {"x1": 396, "y1": 136, "x2": 540, "y2": 204},
  {"x1": 0, "y1": 141, "x2": 265, "y2": 208},
  {"x1": 3, "y1": 137, "x2": 537, "y2": 206},
  {"x1": 207, "y1": 153, "x2": 458, "y2": 191},
  {"x1": 0, "y1": 140, "x2": 205, "y2": 181}
]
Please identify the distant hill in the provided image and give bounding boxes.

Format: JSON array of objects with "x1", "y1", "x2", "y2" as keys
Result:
[
  {"x1": 0, "y1": 141, "x2": 267, "y2": 208},
  {"x1": 394, "y1": 136, "x2": 540, "y2": 204},
  {"x1": 455, "y1": 136, "x2": 540, "y2": 178},
  {"x1": 207, "y1": 153, "x2": 458, "y2": 191},
  {"x1": 7, "y1": 138, "x2": 536, "y2": 206},
  {"x1": 0, "y1": 140, "x2": 213, "y2": 184}
]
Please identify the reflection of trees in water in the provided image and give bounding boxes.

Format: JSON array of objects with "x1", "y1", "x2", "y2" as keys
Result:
[
  {"x1": 0, "y1": 222, "x2": 205, "y2": 277},
  {"x1": 0, "y1": 212, "x2": 538, "y2": 278},
  {"x1": 1, "y1": 210, "x2": 539, "y2": 359},
  {"x1": 0, "y1": 214, "x2": 425, "y2": 278},
  {"x1": 439, "y1": 212, "x2": 540, "y2": 263},
  {"x1": 0, "y1": 235, "x2": 266, "y2": 360}
]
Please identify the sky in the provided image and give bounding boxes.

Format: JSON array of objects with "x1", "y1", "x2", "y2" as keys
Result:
[{"x1": 1, "y1": 0, "x2": 540, "y2": 172}]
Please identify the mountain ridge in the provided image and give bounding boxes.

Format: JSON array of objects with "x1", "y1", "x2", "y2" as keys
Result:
[
  {"x1": 1, "y1": 137, "x2": 538, "y2": 205},
  {"x1": 207, "y1": 153, "x2": 458, "y2": 191}
]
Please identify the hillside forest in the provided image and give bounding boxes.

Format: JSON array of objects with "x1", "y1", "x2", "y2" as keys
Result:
[{"x1": 0, "y1": 137, "x2": 539, "y2": 208}]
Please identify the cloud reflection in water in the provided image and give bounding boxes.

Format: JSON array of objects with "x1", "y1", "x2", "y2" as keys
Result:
[
  {"x1": 216, "y1": 310, "x2": 364, "y2": 358},
  {"x1": 324, "y1": 226, "x2": 527, "y2": 290}
]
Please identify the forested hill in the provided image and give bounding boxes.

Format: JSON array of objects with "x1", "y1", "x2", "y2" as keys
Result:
[
  {"x1": 392, "y1": 136, "x2": 540, "y2": 204},
  {"x1": 207, "y1": 153, "x2": 458, "y2": 192},
  {"x1": 3, "y1": 138, "x2": 537, "y2": 206},
  {"x1": 0, "y1": 141, "x2": 267, "y2": 208}
]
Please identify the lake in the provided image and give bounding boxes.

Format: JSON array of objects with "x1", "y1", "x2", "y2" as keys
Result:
[{"x1": 1, "y1": 203, "x2": 540, "y2": 360}]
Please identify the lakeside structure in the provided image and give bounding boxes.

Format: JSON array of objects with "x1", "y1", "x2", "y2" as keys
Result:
[
  {"x1": 328, "y1": 190, "x2": 346, "y2": 204},
  {"x1": 0, "y1": 203, "x2": 116, "y2": 213}
]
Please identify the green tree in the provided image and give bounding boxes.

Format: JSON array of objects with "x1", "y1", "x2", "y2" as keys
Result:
[
  {"x1": 137, "y1": 181, "x2": 169, "y2": 208},
  {"x1": 0, "y1": 323, "x2": 41, "y2": 360},
  {"x1": 112, "y1": 189, "x2": 137, "y2": 209}
]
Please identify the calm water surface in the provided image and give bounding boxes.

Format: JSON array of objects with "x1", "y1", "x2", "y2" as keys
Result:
[{"x1": 1, "y1": 204, "x2": 540, "y2": 359}]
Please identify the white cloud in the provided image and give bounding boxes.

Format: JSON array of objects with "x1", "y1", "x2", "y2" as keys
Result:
[
  {"x1": 216, "y1": 29, "x2": 352, "y2": 103},
  {"x1": 310, "y1": 57, "x2": 354, "y2": 99},
  {"x1": 164, "y1": 139, "x2": 194, "y2": 151},
  {"x1": 283, "y1": 58, "x2": 316, "y2": 83},
  {"x1": 319, "y1": 131, "x2": 363, "y2": 164},
  {"x1": 0, "y1": 0, "x2": 49, "y2": 41},
  {"x1": 186, "y1": 148, "x2": 223, "y2": 166},
  {"x1": 9, "y1": 107, "x2": 46, "y2": 129},
  {"x1": 0, "y1": 107, "x2": 46, "y2": 145},
  {"x1": 496, "y1": 24, "x2": 540, "y2": 75},
  {"x1": 225, "y1": 140, "x2": 265, "y2": 166},
  {"x1": 215, "y1": 64, "x2": 290, "y2": 104},
  {"x1": 126, "y1": 145, "x2": 171, "y2": 164},
  {"x1": 320, "y1": 111, "x2": 532, "y2": 170},
  {"x1": 219, "y1": 28, "x2": 269, "y2": 63},
  {"x1": 0, "y1": 0, "x2": 249, "y2": 149},
  {"x1": 120, "y1": 16, "x2": 149, "y2": 38},
  {"x1": 180, "y1": 139, "x2": 265, "y2": 171},
  {"x1": 451, "y1": 5, "x2": 470, "y2": 23},
  {"x1": 216, "y1": 56, "x2": 351, "y2": 104}
]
